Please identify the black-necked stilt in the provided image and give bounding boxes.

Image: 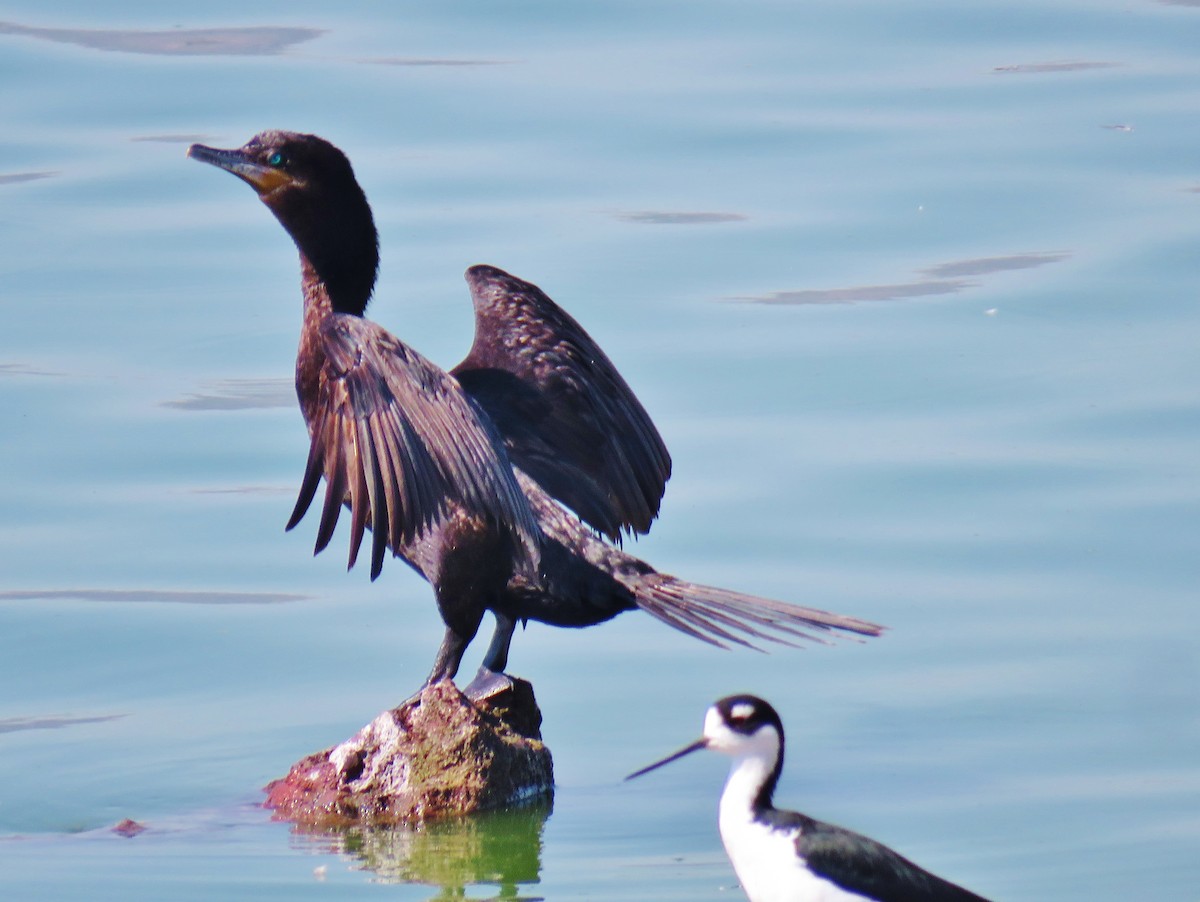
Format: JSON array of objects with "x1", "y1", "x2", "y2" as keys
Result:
[{"x1": 627, "y1": 695, "x2": 992, "y2": 902}]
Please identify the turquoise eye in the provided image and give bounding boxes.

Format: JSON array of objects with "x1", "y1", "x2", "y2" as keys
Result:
[{"x1": 267, "y1": 151, "x2": 285, "y2": 167}]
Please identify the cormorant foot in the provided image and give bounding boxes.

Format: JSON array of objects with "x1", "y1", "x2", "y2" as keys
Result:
[{"x1": 463, "y1": 666, "x2": 514, "y2": 702}]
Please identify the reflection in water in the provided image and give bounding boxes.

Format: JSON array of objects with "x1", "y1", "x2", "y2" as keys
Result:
[{"x1": 294, "y1": 802, "x2": 550, "y2": 901}]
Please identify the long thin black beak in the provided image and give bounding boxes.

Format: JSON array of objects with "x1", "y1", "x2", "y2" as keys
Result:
[{"x1": 625, "y1": 738, "x2": 707, "y2": 781}]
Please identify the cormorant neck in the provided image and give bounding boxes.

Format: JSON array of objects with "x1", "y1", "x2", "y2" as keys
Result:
[
  {"x1": 300, "y1": 255, "x2": 338, "y2": 320},
  {"x1": 269, "y1": 180, "x2": 379, "y2": 317},
  {"x1": 296, "y1": 242, "x2": 375, "y2": 317}
]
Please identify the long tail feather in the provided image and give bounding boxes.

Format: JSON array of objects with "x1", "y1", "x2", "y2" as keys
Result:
[{"x1": 632, "y1": 573, "x2": 883, "y2": 650}]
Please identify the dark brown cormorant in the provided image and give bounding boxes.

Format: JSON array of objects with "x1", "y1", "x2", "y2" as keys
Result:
[{"x1": 187, "y1": 131, "x2": 882, "y2": 696}]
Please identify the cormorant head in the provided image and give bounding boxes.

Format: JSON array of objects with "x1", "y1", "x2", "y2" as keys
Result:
[{"x1": 188, "y1": 130, "x2": 379, "y2": 315}]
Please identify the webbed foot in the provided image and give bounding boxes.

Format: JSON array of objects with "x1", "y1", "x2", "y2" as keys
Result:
[{"x1": 462, "y1": 666, "x2": 515, "y2": 702}]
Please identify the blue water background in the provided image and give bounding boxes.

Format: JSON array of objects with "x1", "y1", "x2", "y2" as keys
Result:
[{"x1": 2, "y1": 1, "x2": 1199, "y2": 899}]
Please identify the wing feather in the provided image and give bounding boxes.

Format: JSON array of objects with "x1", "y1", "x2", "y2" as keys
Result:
[
  {"x1": 314, "y1": 415, "x2": 347, "y2": 555},
  {"x1": 453, "y1": 264, "x2": 672, "y2": 540},
  {"x1": 346, "y1": 419, "x2": 371, "y2": 570},
  {"x1": 287, "y1": 428, "x2": 325, "y2": 532},
  {"x1": 357, "y1": 415, "x2": 390, "y2": 579},
  {"x1": 287, "y1": 314, "x2": 541, "y2": 578}
]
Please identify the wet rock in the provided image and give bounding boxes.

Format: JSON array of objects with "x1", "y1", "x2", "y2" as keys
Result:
[{"x1": 264, "y1": 679, "x2": 553, "y2": 825}]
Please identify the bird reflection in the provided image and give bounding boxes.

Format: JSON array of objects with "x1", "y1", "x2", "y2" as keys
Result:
[{"x1": 291, "y1": 802, "x2": 550, "y2": 900}]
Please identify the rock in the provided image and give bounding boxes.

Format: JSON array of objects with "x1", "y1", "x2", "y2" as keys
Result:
[{"x1": 263, "y1": 679, "x2": 553, "y2": 825}]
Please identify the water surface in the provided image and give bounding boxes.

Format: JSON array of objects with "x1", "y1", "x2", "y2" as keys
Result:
[{"x1": 2, "y1": 1, "x2": 1199, "y2": 899}]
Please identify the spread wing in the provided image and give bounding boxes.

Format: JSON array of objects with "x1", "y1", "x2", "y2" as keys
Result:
[
  {"x1": 451, "y1": 264, "x2": 672, "y2": 540},
  {"x1": 287, "y1": 314, "x2": 541, "y2": 579}
]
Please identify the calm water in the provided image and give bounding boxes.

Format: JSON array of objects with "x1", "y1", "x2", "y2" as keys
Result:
[{"x1": 2, "y1": 1, "x2": 1199, "y2": 899}]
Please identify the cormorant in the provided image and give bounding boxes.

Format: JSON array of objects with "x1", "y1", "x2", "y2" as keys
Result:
[
  {"x1": 187, "y1": 131, "x2": 882, "y2": 696},
  {"x1": 627, "y1": 695, "x2": 992, "y2": 902}
]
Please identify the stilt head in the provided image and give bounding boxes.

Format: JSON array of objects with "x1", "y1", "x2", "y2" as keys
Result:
[
  {"x1": 703, "y1": 695, "x2": 785, "y2": 761},
  {"x1": 625, "y1": 694, "x2": 785, "y2": 783}
]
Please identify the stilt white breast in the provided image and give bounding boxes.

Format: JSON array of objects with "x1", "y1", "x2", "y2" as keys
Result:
[{"x1": 627, "y1": 695, "x2": 992, "y2": 902}]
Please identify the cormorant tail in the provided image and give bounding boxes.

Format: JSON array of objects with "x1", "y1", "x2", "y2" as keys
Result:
[{"x1": 630, "y1": 573, "x2": 884, "y2": 650}]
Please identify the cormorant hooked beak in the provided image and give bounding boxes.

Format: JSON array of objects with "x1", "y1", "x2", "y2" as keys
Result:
[
  {"x1": 187, "y1": 143, "x2": 297, "y2": 195},
  {"x1": 625, "y1": 738, "x2": 708, "y2": 781}
]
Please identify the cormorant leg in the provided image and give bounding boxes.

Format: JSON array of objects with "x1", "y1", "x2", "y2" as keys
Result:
[
  {"x1": 425, "y1": 516, "x2": 513, "y2": 696},
  {"x1": 482, "y1": 611, "x2": 516, "y2": 673},
  {"x1": 463, "y1": 612, "x2": 517, "y2": 701},
  {"x1": 424, "y1": 625, "x2": 474, "y2": 686}
]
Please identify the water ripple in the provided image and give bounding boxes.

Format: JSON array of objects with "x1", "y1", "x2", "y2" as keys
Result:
[
  {"x1": 0, "y1": 172, "x2": 57, "y2": 186},
  {"x1": 0, "y1": 589, "x2": 309, "y2": 605},
  {"x1": 0, "y1": 714, "x2": 126, "y2": 735},
  {"x1": 162, "y1": 379, "x2": 293, "y2": 411},
  {"x1": 0, "y1": 20, "x2": 322, "y2": 56},
  {"x1": 733, "y1": 250, "x2": 1069, "y2": 305},
  {"x1": 616, "y1": 211, "x2": 748, "y2": 225}
]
